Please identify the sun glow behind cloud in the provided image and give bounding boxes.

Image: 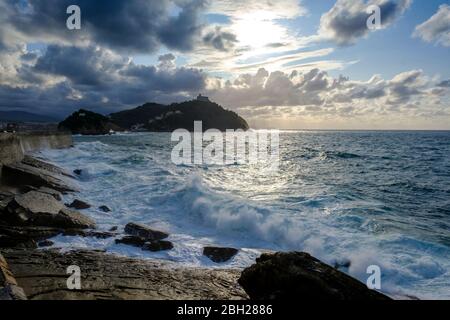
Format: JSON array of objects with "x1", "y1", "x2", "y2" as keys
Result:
[{"x1": 231, "y1": 12, "x2": 289, "y2": 50}]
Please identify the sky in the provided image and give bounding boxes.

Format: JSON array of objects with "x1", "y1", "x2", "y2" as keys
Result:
[{"x1": 0, "y1": 0, "x2": 449, "y2": 129}]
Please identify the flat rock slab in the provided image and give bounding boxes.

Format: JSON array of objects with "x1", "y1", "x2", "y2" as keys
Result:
[
  {"x1": 2, "y1": 162, "x2": 78, "y2": 194},
  {"x1": 3, "y1": 191, "x2": 95, "y2": 229},
  {"x1": 22, "y1": 155, "x2": 75, "y2": 179},
  {"x1": 14, "y1": 191, "x2": 62, "y2": 215},
  {"x1": 2, "y1": 249, "x2": 248, "y2": 300}
]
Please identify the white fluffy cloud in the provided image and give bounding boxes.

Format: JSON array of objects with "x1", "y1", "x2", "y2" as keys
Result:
[
  {"x1": 206, "y1": 67, "x2": 450, "y2": 127},
  {"x1": 414, "y1": 4, "x2": 450, "y2": 47}
]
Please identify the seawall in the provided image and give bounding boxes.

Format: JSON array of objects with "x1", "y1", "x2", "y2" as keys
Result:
[{"x1": 0, "y1": 131, "x2": 72, "y2": 167}]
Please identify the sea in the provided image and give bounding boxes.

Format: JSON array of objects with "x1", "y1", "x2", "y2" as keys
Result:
[{"x1": 38, "y1": 130, "x2": 450, "y2": 299}]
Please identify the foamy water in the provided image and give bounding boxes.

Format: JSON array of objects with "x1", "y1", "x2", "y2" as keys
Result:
[{"x1": 37, "y1": 131, "x2": 450, "y2": 299}]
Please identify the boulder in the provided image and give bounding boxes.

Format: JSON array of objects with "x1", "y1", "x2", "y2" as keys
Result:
[
  {"x1": 21, "y1": 155, "x2": 74, "y2": 179},
  {"x1": 203, "y1": 247, "x2": 239, "y2": 263},
  {"x1": 2, "y1": 162, "x2": 77, "y2": 193},
  {"x1": 143, "y1": 240, "x2": 174, "y2": 252},
  {"x1": 99, "y1": 205, "x2": 111, "y2": 212},
  {"x1": 109, "y1": 226, "x2": 118, "y2": 232},
  {"x1": 67, "y1": 199, "x2": 91, "y2": 210},
  {"x1": 115, "y1": 236, "x2": 147, "y2": 247},
  {"x1": 124, "y1": 222, "x2": 169, "y2": 241},
  {"x1": 2, "y1": 191, "x2": 95, "y2": 229},
  {"x1": 73, "y1": 169, "x2": 83, "y2": 176},
  {"x1": 238, "y1": 252, "x2": 391, "y2": 300}
]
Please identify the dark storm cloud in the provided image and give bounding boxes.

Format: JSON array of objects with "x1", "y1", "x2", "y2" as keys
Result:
[
  {"x1": 0, "y1": 44, "x2": 207, "y2": 117},
  {"x1": 33, "y1": 45, "x2": 122, "y2": 86},
  {"x1": 203, "y1": 26, "x2": 238, "y2": 51},
  {"x1": 319, "y1": 0, "x2": 411, "y2": 46},
  {"x1": 5, "y1": 0, "x2": 206, "y2": 53}
]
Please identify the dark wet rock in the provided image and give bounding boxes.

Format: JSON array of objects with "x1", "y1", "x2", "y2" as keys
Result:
[
  {"x1": 203, "y1": 247, "x2": 239, "y2": 263},
  {"x1": 2, "y1": 162, "x2": 77, "y2": 193},
  {"x1": 0, "y1": 224, "x2": 61, "y2": 241},
  {"x1": 99, "y1": 205, "x2": 111, "y2": 212},
  {"x1": 0, "y1": 234, "x2": 37, "y2": 249},
  {"x1": 2, "y1": 249, "x2": 247, "y2": 300},
  {"x1": 0, "y1": 253, "x2": 27, "y2": 300},
  {"x1": 38, "y1": 240, "x2": 54, "y2": 247},
  {"x1": 62, "y1": 229, "x2": 115, "y2": 239},
  {"x1": 109, "y1": 226, "x2": 118, "y2": 232},
  {"x1": 238, "y1": 252, "x2": 391, "y2": 300},
  {"x1": 115, "y1": 236, "x2": 147, "y2": 247},
  {"x1": 67, "y1": 199, "x2": 91, "y2": 210},
  {"x1": 0, "y1": 194, "x2": 13, "y2": 213},
  {"x1": 2, "y1": 191, "x2": 95, "y2": 229},
  {"x1": 21, "y1": 155, "x2": 74, "y2": 179},
  {"x1": 143, "y1": 240, "x2": 174, "y2": 252},
  {"x1": 73, "y1": 169, "x2": 83, "y2": 176},
  {"x1": 124, "y1": 222, "x2": 169, "y2": 241}
]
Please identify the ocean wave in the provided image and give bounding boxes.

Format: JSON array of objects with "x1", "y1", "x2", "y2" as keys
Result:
[{"x1": 39, "y1": 132, "x2": 450, "y2": 299}]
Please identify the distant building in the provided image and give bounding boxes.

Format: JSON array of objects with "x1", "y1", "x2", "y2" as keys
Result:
[{"x1": 196, "y1": 94, "x2": 210, "y2": 102}]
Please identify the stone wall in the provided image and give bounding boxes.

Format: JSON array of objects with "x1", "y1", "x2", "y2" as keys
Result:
[
  {"x1": 0, "y1": 132, "x2": 72, "y2": 166},
  {"x1": 0, "y1": 132, "x2": 73, "y2": 180}
]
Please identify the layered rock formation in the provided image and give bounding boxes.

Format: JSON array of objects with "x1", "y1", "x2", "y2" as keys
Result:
[{"x1": 2, "y1": 249, "x2": 248, "y2": 300}]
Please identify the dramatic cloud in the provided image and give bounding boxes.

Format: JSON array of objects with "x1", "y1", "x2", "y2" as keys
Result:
[
  {"x1": 206, "y1": 67, "x2": 449, "y2": 124},
  {"x1": 319, "y1": 0, "x2": 411, "y2": 45},
  {"x1": 0, "y1": 44, "x2": 206, "y2": 116},
  {"x1": 0, "y1": 0, "x2": 448, "y2": 129},
  {"x1": 413, "y1": 4, "x2": 450, "y2": 47},
  {"x1": 3, "y1": 0, "x2": 206, "y2": 53},
  {"x1": 203, "y1": 26, "x2": 238, "y2": 52}
]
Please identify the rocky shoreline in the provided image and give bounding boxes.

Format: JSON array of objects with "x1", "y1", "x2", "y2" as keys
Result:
[{"x1": 0, "y1": 133, "x2": 391, "y2": 300}]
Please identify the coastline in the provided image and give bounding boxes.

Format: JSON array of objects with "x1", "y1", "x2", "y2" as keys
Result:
[{"x1": 0, "y1": 132, "x2": 391, "y2": 300}]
